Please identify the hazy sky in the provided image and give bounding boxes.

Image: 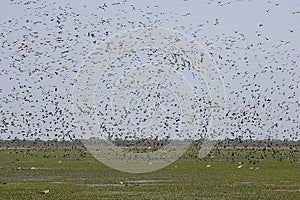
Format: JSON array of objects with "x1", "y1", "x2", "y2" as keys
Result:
[{"x1": 0, "y1": 0, "x2": 299, "y2": 141}]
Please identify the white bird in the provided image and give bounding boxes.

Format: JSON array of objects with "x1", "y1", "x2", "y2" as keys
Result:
[{"x1": 41, "y1": 189, "x2": 49, "y2": 195}]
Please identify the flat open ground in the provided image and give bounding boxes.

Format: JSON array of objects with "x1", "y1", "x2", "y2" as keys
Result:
[{"x1": 0, "y1": 148, "x2": 299, "y2": 199}]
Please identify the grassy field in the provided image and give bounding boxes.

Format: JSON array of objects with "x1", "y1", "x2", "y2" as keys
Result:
[{"x1": 0, "y1": 148, "x2": 299, "y2": 200}]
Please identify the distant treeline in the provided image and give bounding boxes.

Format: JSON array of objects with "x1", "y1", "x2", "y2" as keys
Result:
[
  {"x1": 214, "y1": 138, "x2": 300, "y2": 149},
  {"x1": 0, "y1": 138, "x2": 299, "y2": 149},
  {"x1": 0, "y1": 139, "x2": 85, "y2": 149}
]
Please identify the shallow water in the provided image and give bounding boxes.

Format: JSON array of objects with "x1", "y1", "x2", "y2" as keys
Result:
[
  {"x1": 0, "y1": 166, "x2": 11, "y2": 169},
  {"x1": 82, "y1": 183, "x2": 122, "y2": 187},
  {"x1": 15, "y1": 176, "x2": 58, "y2": 181},
  {"x1": 68, "y1": 177, "x2": 87, "y2": 181},
  {"x1": 235, "y1": 181, "x2": 254, "y2": 185},
  {"x1": 274, "y1": 189, "x2": 300, "y2": 192},
  {"x1": 79, "y1": 179, "x2": 171, "y2": 187},
  {"x1": 123, "y1": 179, "x2": 171, "y2": 183}
]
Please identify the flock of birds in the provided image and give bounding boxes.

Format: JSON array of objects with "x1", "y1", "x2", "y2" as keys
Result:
[{"x1": 0, "y1": 0, "x2": 299, "y2": 149}]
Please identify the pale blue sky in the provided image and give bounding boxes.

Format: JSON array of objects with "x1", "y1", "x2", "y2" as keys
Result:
[{"x1": 0, "y1": 0, "x2": 299, "y2": 141}]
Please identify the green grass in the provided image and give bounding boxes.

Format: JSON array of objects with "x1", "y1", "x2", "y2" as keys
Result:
[{"x1": 0, "y1": 149, "x2": 299, "y2": 199}]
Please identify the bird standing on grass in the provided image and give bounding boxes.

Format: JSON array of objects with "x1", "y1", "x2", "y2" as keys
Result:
[{"x1": 41, "y1": 190, "x2": 49, "y2": 195}]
